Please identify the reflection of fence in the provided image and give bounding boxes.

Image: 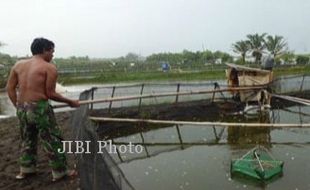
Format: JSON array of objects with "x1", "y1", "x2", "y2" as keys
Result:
[{"x1": 104, "y1": 124, "x2": 225, "y2": 164}]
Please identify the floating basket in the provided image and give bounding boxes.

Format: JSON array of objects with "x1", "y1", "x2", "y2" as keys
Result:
[{"x1": 231, "y1": 146, "x2": 284, "y2": 181}]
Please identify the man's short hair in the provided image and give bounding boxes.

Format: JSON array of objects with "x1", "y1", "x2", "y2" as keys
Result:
[{"x1": 30, "y1": 38, "x2": 55, "y2": 55}]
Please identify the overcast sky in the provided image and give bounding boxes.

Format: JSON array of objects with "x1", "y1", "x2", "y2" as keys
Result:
[{"x1": 0, "y1": 0, "x2": 309, "y2": 58}]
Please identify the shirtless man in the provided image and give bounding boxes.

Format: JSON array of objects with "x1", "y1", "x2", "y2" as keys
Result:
[{"x1": 6, "y1": 38, "x2": 79, "y2": 181}]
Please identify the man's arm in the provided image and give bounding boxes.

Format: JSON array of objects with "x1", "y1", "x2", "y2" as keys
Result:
[
  {"x1": 6, "y1": 66, "x2": 18, "y2": 107},
  {"x1": 46, "y1": 65, "x2": 79, "y2": 107}
]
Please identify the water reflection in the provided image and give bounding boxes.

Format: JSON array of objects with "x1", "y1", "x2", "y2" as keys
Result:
[
  {"x1": 96, "y1": 111, "x2": 273, "y2": 164},
  {"x1": 92, "y1": 104, "x2": 310, "y2": 190},
  {"x1": 227, "y1": 114, "x2": 271, "y2": 147}
]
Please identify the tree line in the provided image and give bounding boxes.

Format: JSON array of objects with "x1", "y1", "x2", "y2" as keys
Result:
[{"x1": 1, "y1": 34, "x2": 310, "y2": 69}]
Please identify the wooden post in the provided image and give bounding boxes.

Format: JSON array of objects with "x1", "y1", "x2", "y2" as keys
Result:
[
  {"x1": 90, "y1": 88, "x2": 94, "y2": 110},
  {"x1": 175, "y1": 83, "x2": 180, "y2": 103},
  {"x1": 211, "y1": 83, "x2": 218, "y2": 102},
  {"x1": 212, "y1": 126, "x2": 218, "y2": 141},
  {"x1": 108, "y1": 86, "x2": 116, "y2": 113},
  {"x1": 300, "y1": 75, "x2": 305, "y2": 92},
  {"x1": 112, "y1": 138, "x2": 123, "y2": 162},
  {"x1": 138, "y1": 84, "x2": 145, "y2": 113},
  {"x1": 175, "y1": 125, "x2": 184, "y2": 149},
  {"x1": 139, "y1": 132, "x2": 150, "y2": 157}
]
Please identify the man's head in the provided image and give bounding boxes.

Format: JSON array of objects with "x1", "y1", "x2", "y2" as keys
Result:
[{"x1": 31, "y1": 38, "x2": 55, "y2": 62}]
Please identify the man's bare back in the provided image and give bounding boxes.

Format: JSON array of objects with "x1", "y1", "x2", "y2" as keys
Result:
[
  {"x1": 7, "y1": 39, "x2": 79, "y2": 108},
  {"x1": 13, "y1": 58, "x2": 53, "y2": 103}
]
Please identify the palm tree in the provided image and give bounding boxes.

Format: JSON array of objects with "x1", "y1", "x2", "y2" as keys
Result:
[
  {"x1": 232, "y1": 40, "x2": 250, "y2": 64},
  {"x1": 246, "y1": 33, "x2": 267, "y2": 64},
  {"x1": 265, "y1": 35, "x2": 287, "y2": 59}
]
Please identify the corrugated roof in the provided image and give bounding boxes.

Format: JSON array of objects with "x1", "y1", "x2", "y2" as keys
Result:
[{"x1": 226, "y1": 63, "x2": 271, "y2": 74}]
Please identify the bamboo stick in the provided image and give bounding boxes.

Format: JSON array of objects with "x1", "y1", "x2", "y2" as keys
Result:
[
  {"x1": 53, "y1": 86, "x2": 266, "y2": 109},
  {"x1": 112, "y1": 141, "x2": 310, "y2": 146},
  {"x1": 271, "y1": 94, "x2": 310, "y2": 106},
  {"x1": 89, "y1": 116, "x2": 310, "y2": 128}
]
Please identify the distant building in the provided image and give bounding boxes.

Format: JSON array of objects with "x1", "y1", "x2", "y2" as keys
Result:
[
  {"x1": 215, "y1": 58, "x2": 222, "y2": 64},
  {"x1": 161, "y1": 62, "x2": 170, "y2": 72},
  {"x1": 232, "y1": 56, "x2": 255, "y2": 63}
]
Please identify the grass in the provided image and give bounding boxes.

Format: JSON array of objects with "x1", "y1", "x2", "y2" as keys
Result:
[
  {"x1": 58, "y1": 70, "x2": 226, "y2": 85},
  {"x1": 58, "y1": 65, "x2": 310, "y2": 85},
  {"x1": 1, "y1": 65, "x2": 309, "y2": 88},
  {"x1": 273, "y1": 65, "x2": 310, "y2": 77}
]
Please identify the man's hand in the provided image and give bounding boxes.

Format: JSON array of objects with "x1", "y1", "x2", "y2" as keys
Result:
[{"x1": 69, "y1": 100, "x2": 80, "y2": 108}]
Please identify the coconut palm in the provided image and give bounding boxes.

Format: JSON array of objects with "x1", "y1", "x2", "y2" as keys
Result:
[
  {"x1": 232, "y1": 40, "x2": 250, "y2": 64},
  {"x1": 265, "y1": 35, "x2": 287, "y2": 59},
  {"x1": 246, "y1": 33, "x2": 267, "y2": 64}
]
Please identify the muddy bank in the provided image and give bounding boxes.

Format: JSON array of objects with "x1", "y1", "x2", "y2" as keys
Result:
[{"x1": 0, "y1": 112, "x2": 79, "y2": 190}]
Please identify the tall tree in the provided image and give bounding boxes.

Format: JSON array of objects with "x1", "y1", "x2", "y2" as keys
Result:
[
  {"x1": 265, "y1": 35, "x2": 287, "y2": 59},
  {"x1": 246, "y1": 33, "x2": 267, "y2": 64},
  {"x1": 232, "y1": 40, "x2": 250, "y2": 64}
]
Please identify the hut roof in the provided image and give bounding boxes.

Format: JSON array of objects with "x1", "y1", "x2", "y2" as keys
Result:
[{"x1": 226, "y1": 63, "x2": 271, "y2": 74}]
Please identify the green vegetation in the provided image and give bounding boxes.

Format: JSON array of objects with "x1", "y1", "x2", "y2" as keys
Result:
[
  {"x1": 296, "y1": 55, "x2": 310, "y2": 65},
  {"x1": 58, "y1": 70, "x2": 226, "y2": 85},
  {"x1": 57, "y1": 65, "x2": 310, "y2": 85},
  {"x1": 1, "y1": 35, "x2": 310, "y2": 88},
  {"x1": 232, "y1": 33, "x2": 288, "y2": 64},
  {"x1": 232, "y1": 40, "x2": 250, "y2": 64}
]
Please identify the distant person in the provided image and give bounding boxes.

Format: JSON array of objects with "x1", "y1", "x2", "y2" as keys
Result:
[
  {"x1": 261, "y1": 55, "x2": 274, "y2": 71},
  {"x1": 229, "y1": 68, "x2": 240, "y2": 101},
  {"x1": 6, "y1": 38, "x2": 80, "y2": 181}
]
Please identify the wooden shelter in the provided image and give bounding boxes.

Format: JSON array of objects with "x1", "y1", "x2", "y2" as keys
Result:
[{"x1": 225, "y1": 63, "x2": 273, "y2": 109}]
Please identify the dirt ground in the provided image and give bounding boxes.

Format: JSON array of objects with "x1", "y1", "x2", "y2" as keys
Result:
[{"x1": 0, "y1": 112, "x2": 80, "y2": 190}]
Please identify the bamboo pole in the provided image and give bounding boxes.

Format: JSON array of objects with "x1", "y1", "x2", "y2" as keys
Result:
[
  {"x1": 108, "y1": 86, "x2": 116, "y2": 113},
  {"x1": 271, "y1": 94, "x2": 310, "y2": 106},
  {"x1": 53, "y1": 86, "x2": 266, "y2": 109},
  {"x1": 89, "y1": 116, "x2": 310, "y2": 128},
  {"x1": 175, "y1": 83, "x2": 180, "y2": 103},
  {"x1": 112, "y1": 141, "x2": 310, "y2": 146}
]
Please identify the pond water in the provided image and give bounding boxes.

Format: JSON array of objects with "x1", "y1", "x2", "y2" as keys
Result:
[
  {"x1": 1, "y1": 78, "x2": 310, "y2": 189},
  {"x1": 105, "y1": 105, "x2": 310, "y2": 190}
]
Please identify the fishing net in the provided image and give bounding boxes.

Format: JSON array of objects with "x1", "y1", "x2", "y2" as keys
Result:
[{"x1": 71, "y1": 89, "x2": 134, "y2": 190}]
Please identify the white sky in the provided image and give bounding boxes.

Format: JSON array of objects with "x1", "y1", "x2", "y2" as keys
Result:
[{"x1": 0, "y1": 0, "x2": 309, "y2": 58}]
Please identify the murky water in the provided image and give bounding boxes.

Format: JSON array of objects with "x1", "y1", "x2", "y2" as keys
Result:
[
  {"x1": 1, "y1": 78, "x2": 310, "y2": 189},
  {"x1": 105, "y1": 105, "x2": 310, "y2": 190}
]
